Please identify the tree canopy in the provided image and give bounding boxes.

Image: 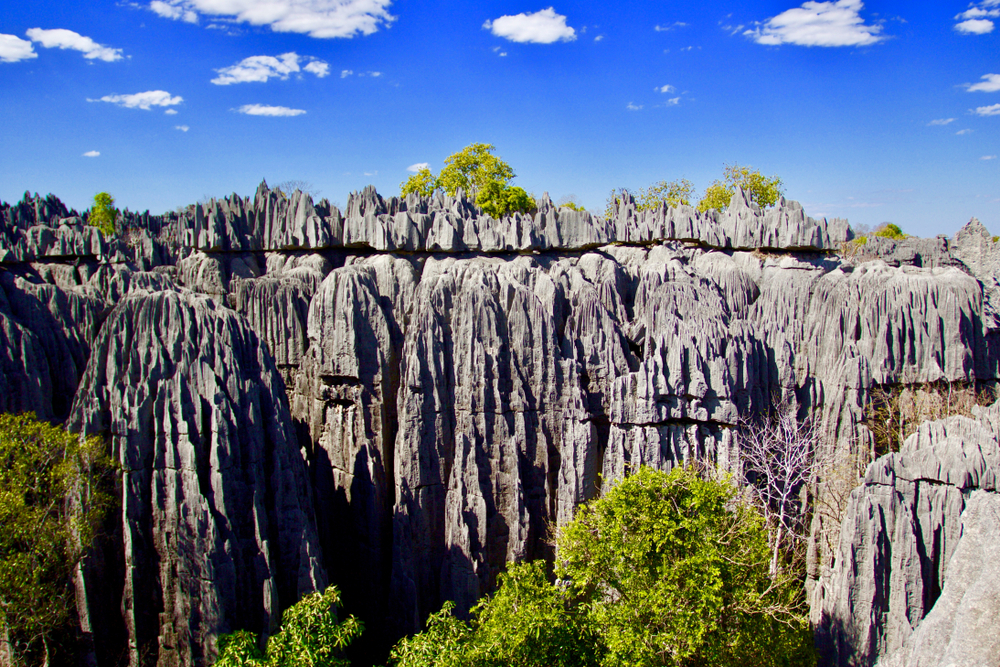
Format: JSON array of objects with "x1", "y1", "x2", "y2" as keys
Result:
[
  {"x1": 696, "y1": 164, "x2": 784, "y2": 213},
  {"x1": 398, "y1": 144, "x2": 535, "y2": 219},
  {"x1": 0, "y1": 413, "x2": 115, "y2": 665},
  {"x1": 215, "y1": 586, "x2": 363, "y2": 667},
  {"x1": 387, "y1": 466, "x2": 812, "y2": 667},
  {"x1": 88, "y1": 191, "x2": 117, "y2": 236}
]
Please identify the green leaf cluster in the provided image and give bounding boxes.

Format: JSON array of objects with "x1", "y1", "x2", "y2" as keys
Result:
[
  {"x1": 398, "y1": 144, "x2": 535, "y2": 219},
  {"x1": 88, "y1": 191, "x2": 117, "y2": 237},
  {"x1": 0, "y1": 413, "x2": 116, "y2": 665},
  {"x1": 695, "y1": 164, "x2": 784, "y2": 213},
  {"x1": 388, "y1": 561, "x2": 598, "y2": 667},
  {"x1": 872, "y1": 223, "x2": 906, "y2": 240},
  {"x1": 389, "y1": 466, "x2": 812, "y2": 667},
  {"x1": 215, "y1": 586, "x2": 363, "y2": 667},
  {"x1": 603, "y1": 179, "x2": 694, "y2": 219}
]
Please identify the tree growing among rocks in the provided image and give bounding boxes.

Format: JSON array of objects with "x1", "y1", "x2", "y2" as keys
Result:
[
  {"x1": 88, "y1": 191, "x2": 117, "y2": 236},
  {"x1": 696, "y1": 164, "x2": 783, "y2": 213}
]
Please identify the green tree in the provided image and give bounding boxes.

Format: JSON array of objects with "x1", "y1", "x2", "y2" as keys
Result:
[
  {"x1": 400, "y1": 168, "x2": 438, "y2": 198},
  {"x1": 873, "y1": 223, "x2": 906, "y2": 240},
  {"x1": 0, "y1": 413, "x2": 115, "y2": 666},
  {"x1": 696, "y1": 164, "x2": 784, "y2": 213},
  {"x1": 474, "y1": 180, "x2": 534, "y2": 220},
  {"x1": 436, "y1": 143, "x2": 515, "y2": 197},
  {"x1": 88, "y1": 192, "x2": 117, "y2": 237},
  {"x1": 557, "y1": 466, "x2": 812, "y2": 667},
  {"x1": 604, "y1": 179, "x2": 695, "y2": 219},
  {"x1": 389, "y1": 562, "x2": 597, "y2": 667},
  {"x1": 215, "y1": 586, "x2": 362, "y2": 667}
]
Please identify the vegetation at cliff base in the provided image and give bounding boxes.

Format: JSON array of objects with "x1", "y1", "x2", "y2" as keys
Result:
[
  {"x1": 388, "y1": 466, "x2": 812, "y2": 667},
  {"x1": 215, "y1": 585, "x2": 363, "y2": 667},
  {"x1": 88, "y1": 191, "x2": 117, "y2": 236},
  {"x1": 0, "y1": 413, "x2": 116, "y2": 666},
  {"x1": 399, "y1": 143, "x2": 535, "y2": 218}
]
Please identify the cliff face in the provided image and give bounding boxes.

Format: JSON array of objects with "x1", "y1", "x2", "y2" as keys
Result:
[{"x1": 1, "y1": 184, "x2": 998, "y2": 666}]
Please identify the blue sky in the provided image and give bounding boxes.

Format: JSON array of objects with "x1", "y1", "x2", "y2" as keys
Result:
[{"x1": 1, "y1": 0, "x2": 997, "y2": 237}]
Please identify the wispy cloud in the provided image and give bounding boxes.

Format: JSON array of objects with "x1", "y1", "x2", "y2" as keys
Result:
[
  {"x1": 626, "y1": 102, "x2": 643, "y2": 111},
  {"x1": 211, "y1": 52, "x2": 330, "y2": 84},
  {"x1": 594, "y1": 34, "x2": 604, "y2": 42},
  {"x1": 654, "y1": 22, "x2": 686, "y2": 32},
  {"x1": 955, "y1": 1, "x2": 999, "y2": 34},
  {"x1": 965, "y1": 73, "x2": 1000, "y2": 93},
  {"x1": 656, "y1": 84, "x2": 676, "y2": 93},
  {"x1": 0, "y1": 34, "x2": 37, "y2": 62},
  {"x1": 175, "y1": 125, "x2": 189, "y2": 131},
  {"x1": 341, "y1": 69, "x2": 353, "y2": 78},
  {"x1": 664, "y1": 97, "x2": 681, "y2": 106},
  {"x1": 973, "y1": 103, "x2": 1000, "y2": 116},
  {"x1": 983, "y1": 155, "x2": 997, "y2": 160},
  {"x1": 82, "y1": 150, "x2": 100, "y2": 157},
  {"x1": 146, "y1": 0, "x2": 395, "y2": 38},
  {"x1": 407, "y1": 163, "x2": 429, "y2": 172},
  {"x1": 89, "y1": 90, "x2": 183, "y2": 110},
  {"x1": 484, "y1": 7, "x2": 576, "y2": 44},
  {"x1": 492, "y1": 46, "x2": 508, "y2": 56},
  {"x1": 237, "y1": 103, "x2": 306, "y2": 116},
  {"x1": 956, "y1": 128, "x2": 974, "y2": 135},
  {"x1": 928, "y1": 118, "x2": 955, "y2": 126},
  {"x1": 164, "y1": 109, "x2": 178, "y2": 115},
  {"x1": 745, "y1": 0, "x2": 885, "y2": 47},
  {"x1": 26, "y1": 28, "x2": 123, "y2": 61}
]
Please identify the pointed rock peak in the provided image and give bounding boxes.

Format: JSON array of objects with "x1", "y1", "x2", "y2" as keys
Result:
[
  {"x1": 727, "y1": 185, "x2": 754, "y2": 213},
  {"x1": 954, "y1": 216, "x2": 991, "y2": 243},
  {"x1": 255, "y1": 179, "x2": 271, "y2": 199}
]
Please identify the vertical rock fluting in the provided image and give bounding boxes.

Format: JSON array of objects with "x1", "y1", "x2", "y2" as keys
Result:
[
  {"x1": 816, "y1": 403, "x2": 1000, "y2": 667},
  {"x1": 69, "y1": 290, "x2": 326, "y2": 667}
]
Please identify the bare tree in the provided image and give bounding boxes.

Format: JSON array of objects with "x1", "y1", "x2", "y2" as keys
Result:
[
  {"x1": 274, "y1": 180, "x2": 320, "y2": 198},
  {"x1": 737, "y1": 402, "x2": 822, "y2": 578}
]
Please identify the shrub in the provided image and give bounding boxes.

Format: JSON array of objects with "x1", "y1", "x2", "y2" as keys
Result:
[
  {"x1": 88, "y1": 192, "x2": 117, "y2": 236},
  {"x1": 696, "y1": 164, "x2": 784, "y2": 213},
  {"x1": 873, "y1": 223, "x2": 906, "y2": 240}
]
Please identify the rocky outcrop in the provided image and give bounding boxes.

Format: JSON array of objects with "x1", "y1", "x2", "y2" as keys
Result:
[
  {"x1": 1, "y1": 184, "x2": 997, "y2": 666},
  {"x1": 68, "y1": 290, "x2": 326, "y2": 667},
  {"x1": 816, "y1": 402, "x2": 1000, "y2": 667}
]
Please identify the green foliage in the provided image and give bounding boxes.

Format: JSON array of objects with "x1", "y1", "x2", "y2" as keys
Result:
[
  {"x1": 400, "y1": 168, "x2": 437, "y2": 198},
  {"x1": 391, "y1": 466, "x2": 811, "y2": 667},
  {"x1": 696, "y1": 164, "x2": 784, "y2": 213},
  {"x1": 557, "y1": 466, "x2": 812, "y2": 667},
  {"x1": 215, "y1": 586, "x2": 362, "y2": 667},
  {"x1": 873, "y1": 223, "x2": 906, "y2": 240},
  {"x1": 560, "y1": 201, "x2": 585, "y2": 212},
  {"x1": 638, "y1": 179, "x2": 695, "y2": 210},
  {"x1": 604, "y1": 179, "x2": 695, "y2": 219},
  {"x1": 389, "y1": 562, "x2": 597, "y2": 667},
  {"x1": 89, "y1": 191, "x2": 117, "y2": 236},
  {"x1": 475, "y1": 182, "x2": 535, "y2": 219},
  {"x1": 436, "y1": 143, "x2": 515, "y2": 197},
  {"x1": 0, "y1": 413, "x2": 116, "y2": 665}
]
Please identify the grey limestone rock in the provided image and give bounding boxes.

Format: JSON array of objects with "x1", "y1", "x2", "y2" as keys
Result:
[{"x1": 69, "y1": 289, "x2": 326, "y2": 667}]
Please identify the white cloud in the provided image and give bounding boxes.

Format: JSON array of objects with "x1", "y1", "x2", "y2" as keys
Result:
[
  {"x1": 146, "y1": 0, "x2": 395, "y2": 38},
  {"x1": 303, "y1": 60, "x2": 329, "y2": 77},
  {"x1": 973, "y1": 103, "x2": 1000, "y2": 116},
  {"x1": 165, "y1": 108, "x2": 178, "y2": 115},
  {"x1": 89, "y1": 90, "x2": 183, "y2": 110},
  {"x1": 237, "y1": 103, "x2": 306, "y2": 116},
  {"x1": 364, "y1": 170, "x2": 377, "y2": 176},
  {"x1": 594, "y1": 34, "x2": 604, "y2": 41},
  {"x1": 627, "y1": 102, "x2": 643, "y2": 110},
  {"x1": 956, "y1": 128, "x2": 973, "y2": 135},
  {"x1": 82, "y1": 150, "x2": 100, "y2": 157},
  {"x1": 928, "y1": 118, "x2": 955, "y2": 126},
  {"x1": 359, "y1": 70, "x2": 381, "y2": 76},
  {"x1": 956, "y1": 18, "x2": 995, "y2": 33},
  {"x1": 26, "y1": 28, "x2": 123, "y2": 61},
  {"x1": 150, "y1": 0, "x2": 199, "y2": 22},
  {"x1": 966, "y1": 73, "x2": 1000, "y2": 93},
  {"x1": 665, "y1": 97, "x2": 680, "y2": 106},
  {"x1": 211, "y1": 52, "x2": 330, "y2": 84},
  {"x1": 341, "y1": 69, "x2": 353, "y2": 77},
  {"x1": 955, "y1": 1, "x2": 999, "y2": 34},
  {"x1": 175, "y1": 125, "x2": 189, "y2": 131},
  {"x1": 484, "y1": 7, "x2": 576, "y2": 44},
  {"x1": 407, "y1": 162, "x2": 429, "y2": 172},
  {"x1": 654, "y1": 22, "x2": 686, "y2": 32},
  {"x1": 745, "y1": 0, "x2": 885, "y2": 47},
  {"x1": 983, "y1": 155, "x2": 997, "y2": 160},
  {"x1": 0, "y1": 34, "x2": 37, "y2": 62},
  {"x1": 656, "y1": 84, "x2": 676, "y2": 93}
]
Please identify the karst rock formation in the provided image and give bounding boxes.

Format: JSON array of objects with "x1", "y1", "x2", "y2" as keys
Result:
[{"x1": 2, "y1": 183, "x2": 999, "y2": 667}]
